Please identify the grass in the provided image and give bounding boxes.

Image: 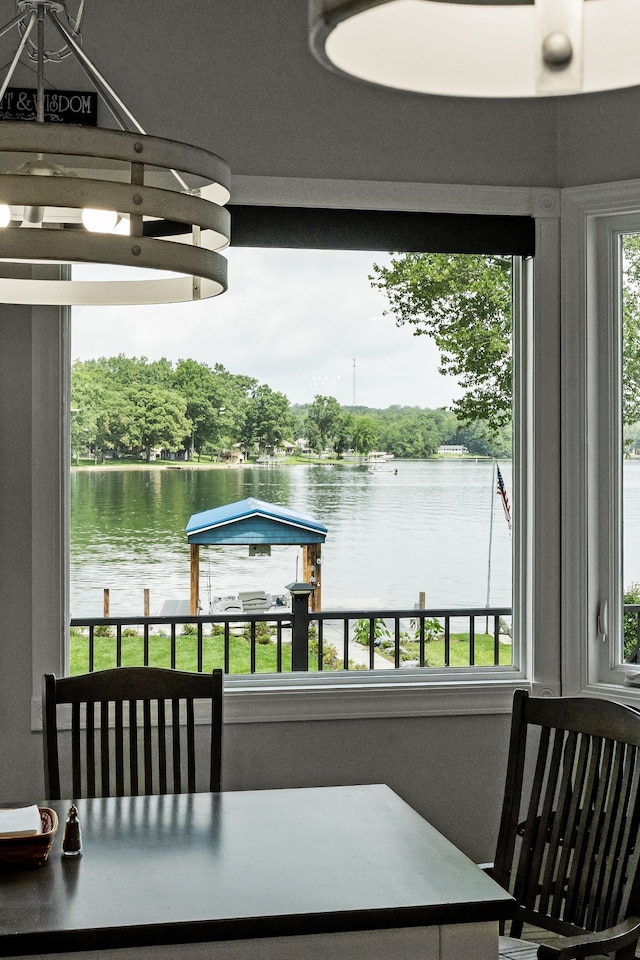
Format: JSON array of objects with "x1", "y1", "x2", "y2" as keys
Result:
[
  {"x1": 378, "y1": 632, "x2": 513, "y2": 667},
  {"x1": 70, "y1": 628, "x2": 512, "y2": 675},
  {"x1": 69, "y1": 628, "x2": 341, "y2": 675}
]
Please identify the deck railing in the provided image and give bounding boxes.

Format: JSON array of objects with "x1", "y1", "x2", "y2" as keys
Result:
[
  {"x1": 69, "y1": 603, "x2": 640, "y2": 674},
  {"x1": 69, "y1": 605, "x2": 513, "y2": 674}
]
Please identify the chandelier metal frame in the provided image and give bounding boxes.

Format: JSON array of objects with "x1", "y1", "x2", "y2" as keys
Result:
[{"x1": 0, "y1": 0, "x2": 230, "y2": 305}]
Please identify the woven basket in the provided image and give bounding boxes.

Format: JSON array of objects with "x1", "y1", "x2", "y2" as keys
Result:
[{"x1": 0, "y1": 808, "x2": 58, "y2": 867}]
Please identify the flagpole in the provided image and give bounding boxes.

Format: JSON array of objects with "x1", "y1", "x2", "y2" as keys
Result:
[{"x1": 485, "y1": 459, "x2": 496, "y2": 633}]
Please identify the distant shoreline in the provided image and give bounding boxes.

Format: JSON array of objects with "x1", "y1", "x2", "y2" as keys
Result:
[{"x1": 71, "y1": 455, "x2": 499, "y2": 471}]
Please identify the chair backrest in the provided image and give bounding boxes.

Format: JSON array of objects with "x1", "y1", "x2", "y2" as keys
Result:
[
  {"x1": 493, "y1": 690, "x2": 640, "y2": 945},
  {"x1": 43, "y1": 667, "x2": 223, "y2": 800}
]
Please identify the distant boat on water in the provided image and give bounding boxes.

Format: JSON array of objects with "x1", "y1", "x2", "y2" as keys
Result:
[{"x1": 365, "y1": 451, "x2": 394, "y2": 465}]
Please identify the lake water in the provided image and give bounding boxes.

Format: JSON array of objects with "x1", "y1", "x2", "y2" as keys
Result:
[
  {"x1": 70, "y1": 459, "x2": 514, "y2": 617},
  {"x1": 70, "y1": 458, "x2": 640, "y2": 616}
]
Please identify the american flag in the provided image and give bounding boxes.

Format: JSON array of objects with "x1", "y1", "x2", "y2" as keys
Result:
[{"x1": 496, "y1": 463, "x2": 512, "y2": 532}]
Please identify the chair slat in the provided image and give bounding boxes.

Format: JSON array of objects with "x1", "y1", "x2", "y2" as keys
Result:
[
  {"x1": 171, "y1": 699, "x2": 181, "y2": 793},
  {"x1": 114, "y1": 699, "x2": 124, "y2": 797},
  {"x1": 593, "y1": 740, "x2": 632, "y2": 929},
  {"x1": 158, "y1": 699, "x2": 167, "y2": 795},
  {"x1": 512, "y1": 725, "x2": 552, "y2": 912},
  {"x1": 71, "y1": 701, "x2": 82, "y2": 799},
  {"x1": 143, "y1": 699, "x2": 153, "y2": 795},
  {"x1": 129, "y1": 700, "x2": 139, "y2": 796},
  {"x1": 538, "y1": 729, "x2": 577, "y2": 916},
  {"x1": 186, "y1": 699, "x2": 196, "y2": 793},
  {"x1": 100, "y1": 700, "x2": 110, "y2": 796}
]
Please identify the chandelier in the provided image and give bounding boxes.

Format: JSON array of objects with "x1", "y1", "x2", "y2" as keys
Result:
[
  {"x1": 0, "y1": 0, "x2": 230, "y2": 305},
  {"x1": 309, "y1": 0, "x2": 640, "y2": 99}
]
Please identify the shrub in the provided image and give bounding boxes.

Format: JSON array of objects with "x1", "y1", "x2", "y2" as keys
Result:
[
  {"x1": 242, "y1": 621, "x2": 274, "y2": 644},
  {"x1": 352, "y1": 617, "x2": 390, "y2": 646},
  {"x1": 624, "y1": 582, "x2": 640, "y2": 661}
]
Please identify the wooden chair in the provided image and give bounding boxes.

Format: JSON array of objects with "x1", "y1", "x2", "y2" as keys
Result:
[
  {"x1": 43, "y1": 667, "x2": 223, "y2": 800},
  {"x1": 492, "y1": 689, "x2": 640, "y2": 960}
]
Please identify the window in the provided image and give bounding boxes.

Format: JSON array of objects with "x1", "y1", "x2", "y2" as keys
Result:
[
  {"x1": 562, "y1": 184, "x2": 640, "y2": 698},
  {"x1": 33, "y1": 181, "x2": 546, "y2": 724}
]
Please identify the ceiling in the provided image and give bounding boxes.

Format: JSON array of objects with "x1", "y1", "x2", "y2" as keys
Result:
[{"x1": 0, "y1": 0, "x2": 638, "y2": 192}]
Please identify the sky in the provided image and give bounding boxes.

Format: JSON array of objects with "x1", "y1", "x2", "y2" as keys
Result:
[{"x1": 71, "y1": 248, "x2": 462, "y2": 410}]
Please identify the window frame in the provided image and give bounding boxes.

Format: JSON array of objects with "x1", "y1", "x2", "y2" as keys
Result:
[
  {"x1": 561, "y1": 181, "x2": 640, "y2": 700},
  {"x1": 34, "y1": 177, "x2": 561, "y2": 727}
]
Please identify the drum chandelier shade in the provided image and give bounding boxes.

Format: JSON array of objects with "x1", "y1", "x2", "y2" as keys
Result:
[
  {"x1": 0, "y1": 0, "x2": 230, "y2": 305},
  {"x1": 309, "y1": 0, "x2": 640, "y2": 98}
]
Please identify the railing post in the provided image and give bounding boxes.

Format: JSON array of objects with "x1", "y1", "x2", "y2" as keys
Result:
[{"x1": 287, "y1": 582, "x2": 315, "y2": 671}]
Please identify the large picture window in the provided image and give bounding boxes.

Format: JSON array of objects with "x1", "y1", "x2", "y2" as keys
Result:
[{"x1": 70, "y1": 209, "x2": 531, "y2": 683}]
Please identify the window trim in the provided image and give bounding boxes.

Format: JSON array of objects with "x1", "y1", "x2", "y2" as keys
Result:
[{"x1": 561, "y1": 180, "x2": 640, "y2": 700}]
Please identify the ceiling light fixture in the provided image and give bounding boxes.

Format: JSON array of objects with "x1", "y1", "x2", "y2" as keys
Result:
[
  {"x1": 0, "y1": 0, "x2": 230, "y2": 305},
  {"x1": 309, "y1": 0, "x2": 640, "y2": 98}
]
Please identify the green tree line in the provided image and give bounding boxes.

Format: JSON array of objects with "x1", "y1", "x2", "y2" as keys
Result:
[{"x1": 71, "y1": 354, "x2": 511, "y2": 463}]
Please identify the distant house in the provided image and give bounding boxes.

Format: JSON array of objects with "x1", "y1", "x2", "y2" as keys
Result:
[{"x1": 437, "y1": 444, "x2": 469, "y2": 456}]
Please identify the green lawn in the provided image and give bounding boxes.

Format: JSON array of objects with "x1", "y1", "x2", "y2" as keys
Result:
[
  {"x1": 70, "y1": 628, "x2": 512, "y2": 675},
  {"x1": 378, "y1": 632, "x2": 513, "y2": 667},
  {"x1": 69, "y1": 628, "x2": 342, "y2": 675}
]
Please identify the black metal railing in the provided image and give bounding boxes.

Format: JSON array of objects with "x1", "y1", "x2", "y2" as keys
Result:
[{"x1": 69, "y1": 605, "x2": 513, "y2": 675}]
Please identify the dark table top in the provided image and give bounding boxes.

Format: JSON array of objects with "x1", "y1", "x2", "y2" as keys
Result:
[{"x1": 0, "y1": 784, "x2": 514, "y2": 956}]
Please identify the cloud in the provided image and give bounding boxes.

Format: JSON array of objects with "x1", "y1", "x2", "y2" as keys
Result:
[{"x1": 72, "y1": 248, "x2": 461, "y2": 409}]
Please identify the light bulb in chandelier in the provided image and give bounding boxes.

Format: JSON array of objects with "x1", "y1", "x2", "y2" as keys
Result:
[{"x1": 81, "y1": 208, "x2": 119, "y2": 232}]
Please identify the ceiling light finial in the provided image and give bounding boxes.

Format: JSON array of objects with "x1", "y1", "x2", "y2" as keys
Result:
[{"x1": 310, "y1": 0, "x2": 639, "y2": 99}]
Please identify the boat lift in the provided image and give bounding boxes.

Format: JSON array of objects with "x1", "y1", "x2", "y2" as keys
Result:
[{"x1": 185, "y1": 497, "x2": 328, "y2": 614}]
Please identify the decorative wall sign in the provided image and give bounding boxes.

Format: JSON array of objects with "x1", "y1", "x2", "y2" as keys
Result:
[{"x1": 0, "y1": 88, "x2": 97, "y2": 125}]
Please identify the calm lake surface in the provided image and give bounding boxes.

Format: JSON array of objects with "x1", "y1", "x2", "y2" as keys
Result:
[{"x1": 70, "y1": 460, "x2": 514, "y2": 617}]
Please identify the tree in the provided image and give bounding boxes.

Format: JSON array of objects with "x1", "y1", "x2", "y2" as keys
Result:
[
  {"x1": 622, "y1": 235, "x2": 640, "y2": 427},
  {"x1": 370, "y1": 254, "x2": 512, "y2": 430},
  {"x1": 305, "y1": 395, "x2": 342, "y2": 453},
  {"x1": 125, "y1": 385, "x2": 191, "y2": 461},
  {"x1": 351, "y1": 415, "x2": 378, "y2": 456},
  {"x1": 370, "y1": 244, "x2": 640, "y2": 435},
  {"x1": 241, "y1": 384, "x2": 293, "y2": 454},
  {"x1": 173, "y1": 359, "x2": 226, "y2": 459}
]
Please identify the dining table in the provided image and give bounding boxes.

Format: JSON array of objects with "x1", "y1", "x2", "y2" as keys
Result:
[{"x1": 0, "y1": 783, "x2": 515, "y2": 960}]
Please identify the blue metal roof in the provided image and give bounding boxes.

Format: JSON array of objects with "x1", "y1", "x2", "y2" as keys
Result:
[{"x1": 186, "y1": 497, "x2": 327, "y2": 545}]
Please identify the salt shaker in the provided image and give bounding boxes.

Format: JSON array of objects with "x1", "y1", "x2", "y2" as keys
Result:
[{"x1": 62, "y1": 804, "x2": 82, "y2": 857}]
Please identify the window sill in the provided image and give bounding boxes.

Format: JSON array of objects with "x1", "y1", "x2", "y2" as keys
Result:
[
  {"x1": 31, "y1": 671, "x2": 528, "y2": 730},
  {"x1": 222, "y1": 671, "x2": 528, "y2": 723}
]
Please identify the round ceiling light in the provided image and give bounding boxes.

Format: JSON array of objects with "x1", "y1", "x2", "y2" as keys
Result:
[{"x1": 309, "y1": 0, "x2": 640, "y2": 98}]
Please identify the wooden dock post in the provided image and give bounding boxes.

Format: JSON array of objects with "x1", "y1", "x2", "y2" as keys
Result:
[
  {"x1": 418, "y1": 591, "x2": 425, "y2": 610},
  {"x1": 144, "y1": 589, "x2": 150, "y2": 616},
  {"x1": 190, "y1": 544, "x2": 200, "y2": 615},
  {"x1": 103, "y1": 588, "x2": 110, "y2": 617},
  {"x1": 302, "y1": 543, "x2": 322, "y2": 611}
]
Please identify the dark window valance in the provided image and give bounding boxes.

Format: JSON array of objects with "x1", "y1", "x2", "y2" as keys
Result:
[{"x1": 227, "y1": 205, "x2": 535, "y2": 256}]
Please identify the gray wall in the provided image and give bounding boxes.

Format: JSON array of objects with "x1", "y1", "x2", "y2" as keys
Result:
[{"x1": 1, "y1": 0, "x2": 633, "y2": 872}]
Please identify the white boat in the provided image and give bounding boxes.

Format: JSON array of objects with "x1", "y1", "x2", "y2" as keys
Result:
[
  {"x1": 366, "y1": 452, "x2": 398, "y2": 474},
  {"x1": 365, "y1": 451, "x2": 393, "y2": 464},
  {"x1": 211, "y1": 590, "x2": 289, "y2": 614}
]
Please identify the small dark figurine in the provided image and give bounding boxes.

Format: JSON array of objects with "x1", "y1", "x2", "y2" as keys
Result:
[{"x1": 62, "y1": 804, "x2": 82, "y2": 857}]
